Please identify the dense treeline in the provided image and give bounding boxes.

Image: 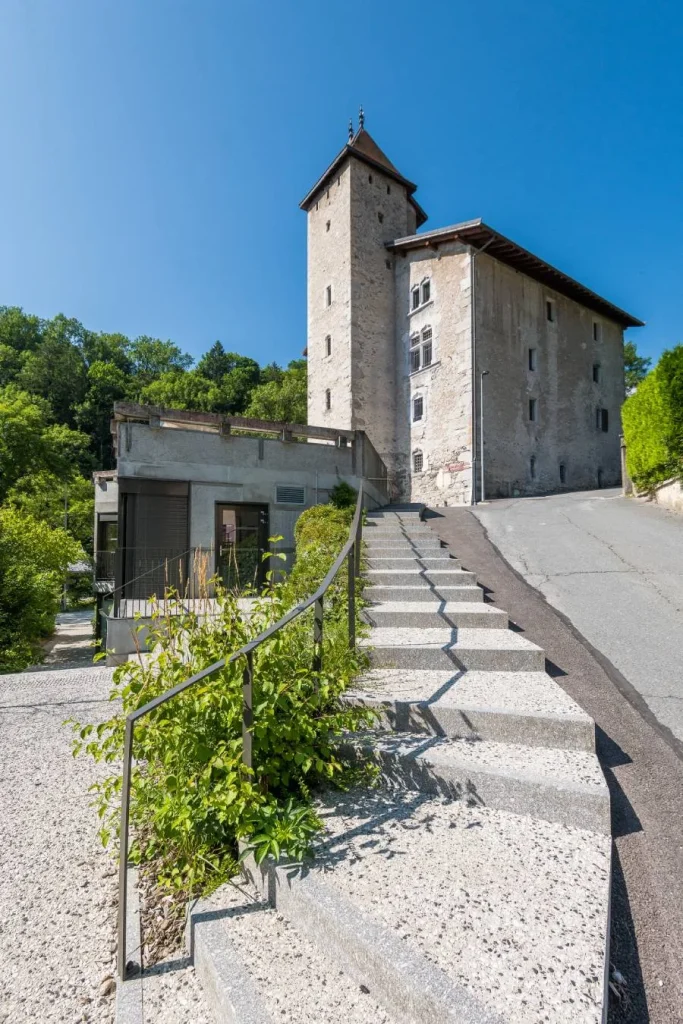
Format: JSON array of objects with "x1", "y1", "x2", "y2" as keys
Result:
[
  {"x1": 0, "y1": 304, "x2": 306, "y2": 669},
  {"x1": 622, "y1": 344, "x2": 683, "y2": 490}
]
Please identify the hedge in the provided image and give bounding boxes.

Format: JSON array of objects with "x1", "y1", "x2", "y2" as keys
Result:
[{"x1": 622, "y1": 344, "x2": 683, "y2": 490}]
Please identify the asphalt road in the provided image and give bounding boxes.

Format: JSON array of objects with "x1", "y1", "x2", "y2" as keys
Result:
[
  {"x1": 472, "y1": 489, "x2": 683, "y2": 749},
  {"x1": 428, "y1": 504, "x2": 683, "y2": 1024}
]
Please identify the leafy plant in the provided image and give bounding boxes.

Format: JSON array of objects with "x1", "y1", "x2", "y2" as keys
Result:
[
  {"x1": 623, "y1": 344, "x2": 683, "y2": 490},
  {"x1": 71, "y1": 505, "x2": 375, "y2": 905},
  {"x1": 329, "y1": 480, "x2": 358, "y2": 510}
]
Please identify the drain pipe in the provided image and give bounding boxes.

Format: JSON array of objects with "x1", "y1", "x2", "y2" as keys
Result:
[{"x1": 469, "y1": 236, "x2": 495, "y2": 504}]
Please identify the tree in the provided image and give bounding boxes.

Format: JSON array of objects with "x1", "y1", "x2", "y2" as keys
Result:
[
  {"x1": 18, "y1": 321, "x2": 88, "y2": 427},
  {"x1": 75, "y1": 361, "x2": 131, "y2": 467},
  {"x1": 246, "y1": 359, "x2": 307, "y2": 423},
  {"x1": 196, "y1": 341, "x2": 232, "y2": 382},
  {"x1": 624, "y1": 340, "x2": 651, "y2": 394},
  {"x1": 129, "y1": 337, "x2": 193, "y2": 388},
  {"x1": 7, "y1": 471, "x2": 95, "y2": 552},
  {"x1": 0, "y1": 306, "x2": 43, "y2": 353},
  {"x1": 140, "y1": 370, "x2": 221, "y2": 412}
]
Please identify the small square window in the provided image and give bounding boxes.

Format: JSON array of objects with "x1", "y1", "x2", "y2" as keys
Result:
[
  {"x1": 593, "y1": 363, "x2": 601, "y2": 383},
  {"x1": 326, "y1": 335, "x2": 332, "y2": 357},
  {"x1": 528, "y1": 347, "x2": 537, "y2": 371},
  {"x1": 421, "y1": 326, "x2": 432, "y2": 344},
  {"x1": 413, "y1": 451, "x2": 423, "y2": 473},
  {"x1": 325, "y1": 285, "x2": 332, "y2": 306},
  {"x1": 529, "y1": 398, "x2": 538, "y2": 422},
  {"x1": 325, "y1": 389, "x2": 331, "y2": 411},
  {"x1": 411, "y1": 287, "x2": 420, "y2": 311},
  {"x1": 410, "y1": 349, "x2": 420, "y2": 372},
  {"x1": 593, "y1": 321, "x2": 602, "y2": 342},
  {"x1": 546, "y1": 300, "x2": 555, "y2": 322},
  {"x1": 422, "y1": 342, "x2": 432, "y2": 366},
  {"x1": 413, "y1": 396, "x2": 424, "y2": 421},
  {"x1": 422, "y1": 280, "x2": 431, "y2": 304}
]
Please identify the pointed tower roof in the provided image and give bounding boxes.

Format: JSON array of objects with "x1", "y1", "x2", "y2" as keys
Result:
[{"x1": 300, "y1": 123, "x2": 427, "y2": 227}]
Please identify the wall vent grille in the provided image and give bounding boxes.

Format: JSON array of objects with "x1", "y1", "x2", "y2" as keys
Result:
[{"x1": 275, "y1": 485, "x2": 306, "y2": 506}]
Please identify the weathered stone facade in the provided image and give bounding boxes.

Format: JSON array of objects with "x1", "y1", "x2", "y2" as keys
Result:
[{"x1": 302, "y1": 123, "x2": 642, "y2": 505}]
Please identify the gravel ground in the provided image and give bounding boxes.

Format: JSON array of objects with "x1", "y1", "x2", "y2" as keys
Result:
[{"x1": 0, "y1": 659, "x2": 210, "y2": 1024}]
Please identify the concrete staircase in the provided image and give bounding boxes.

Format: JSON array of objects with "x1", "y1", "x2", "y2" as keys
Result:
[{"x1": 185, "y1": 506, "x2": 613, "y2": 1024}]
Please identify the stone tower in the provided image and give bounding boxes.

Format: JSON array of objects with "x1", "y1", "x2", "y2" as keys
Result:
[{"x1": 300, "y1": 113, "x2": 426, "y2": 473}]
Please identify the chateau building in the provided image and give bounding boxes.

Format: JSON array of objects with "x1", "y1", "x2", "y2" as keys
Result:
[{"x1": 302, "y1": 113, "x2": 643, "y2": 503}]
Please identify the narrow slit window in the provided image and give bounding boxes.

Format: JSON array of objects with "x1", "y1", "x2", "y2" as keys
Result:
[
  {"x1": 593, "y1": 321, "x2": 602, "y2": 342},
  {"x1": 530, "y1": 456, "x2": 536, "y2": 479},
  {"x1": 325, "y1": 285, "x2": 332, "y2": 306},
  {"x1": 528, "y1": 347, "x2": 537, "y2": 371},
  {"x1": 529, "y1": 398, "x2": 538, "y2": 422},
  {"x1": 600, "y1": 408, "x2": 609, "y2": 432},
  {"x1": 413, "y1": 396, "x2": 424, "y2": 421},
  {"x1": 326, "y1": 335, "x2": 332, "y2": 357},
  {"x1": 325, "y1": 389, "x2": 331, "y2": 411},
  {"x1": 559, "y1": 463, "x2": 566, "y2": 484},
  {"x1": 546, "y1": 299, "x2": 555, "y2": 322},
  {"x1": 593, "y1": 363, "x2": 601, "y2": 383},
  {"x1": 377, "y1": 211, "x2": 384, "y2": 224},
  {"x1": 413, "y1": 451, "x2": 423, "y2": 473},
  {"x1": 326, "y1": 220, "x2": 331, "y2": 232}
]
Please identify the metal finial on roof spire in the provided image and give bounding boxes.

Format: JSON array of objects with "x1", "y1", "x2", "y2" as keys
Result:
[
  {"x1": 358, "y1": 104, "x2": 365, "y2": 130},
  {"x1": 348, "y1": 118, "x2": 353, "y2": 142}
]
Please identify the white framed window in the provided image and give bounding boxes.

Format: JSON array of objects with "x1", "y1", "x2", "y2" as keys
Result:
[
  {"x1": 421, "y1": 279, "x2": 431, "y2": 304},
  {"x1": 529, "y1": 398, "x2": 538, "y2": 422},
  {"x1": 421, "y1": 326, "x2": 432, "y2": 367},
  {"x1": 325, "y1": 285, "x2": 332, "y2": 307},
  {"x1": 413, "y1": 450, "x2": 424, "y2": 473},
  {"x1": 593, "y1": 321, "x2": 602, "y2": 342},
  {"x1": 546, "y1": 299, "x2": 555, "y2": 322},
  {"x1": 410, "y1": 348, "x2": 420, "y2": 373},
  {"x1": 326, "y1": 335, "x2": 332, "y2": 357},
  {"x1": 411, "y1": 286, "x2": 420, "y2": 311},
  {"x1": 528, "y1": 347, "x2": 537, "y2": 371},
  {"x1": 325, "y1": 389, "x2": 331, "y2": 411}
]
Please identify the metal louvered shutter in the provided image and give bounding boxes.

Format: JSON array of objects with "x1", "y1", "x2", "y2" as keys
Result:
[{"x1": 275, "y1": 485, "x2": 306, "y2": 506}]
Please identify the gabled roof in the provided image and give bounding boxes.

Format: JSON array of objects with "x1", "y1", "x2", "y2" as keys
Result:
[
  {"x1": 300, "y1": 127, "x2": 428, "y2": 227},
  {"x1": 387, "y1": 219, "x2": 644, "y2": 328}
]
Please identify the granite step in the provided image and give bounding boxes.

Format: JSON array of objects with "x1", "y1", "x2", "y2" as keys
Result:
[
  {"x1": 364, "y1": 584, "x2": 483, "y2": 603},
  {"x1": 366, "y1": 553, "x2": 454, "y2": 568},
  {"x1": 345, "y1": 669, "x2": 596, "y2": 750},
  {"x1": 365, "y1": 569, "x2": 476, "y2": 586},
  {"x1": 362, "y1": 627, "x2": 545, "y2": 671},
  {"x1": 364, "y1": 538, "x2": 444, "y2": 550},
  {"x1": 344, "y1": 732, "x2": 610, "y2": 833},
  {"x1": 245, "y1": 789, "x2": 611, "y2": 1024},
  {"x1": 362, "y1": 602, "x2": 507, "y2": 630}
]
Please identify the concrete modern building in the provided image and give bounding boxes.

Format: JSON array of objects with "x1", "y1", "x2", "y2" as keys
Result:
[{"x1": 303, "y1": 113, "x2": 644, "y2": 504}]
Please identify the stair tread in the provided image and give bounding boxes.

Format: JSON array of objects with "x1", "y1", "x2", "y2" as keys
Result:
[
  {"x1": 350, "y1": 669, "x2": 593, "y2": 721},
  {"x1": 313, "y1": 789, "x2": 610, "y2": 1024},
  {"x1": 364, "y1": 602, "x2": 503, "y2": 614},
  {"x1": 361, "y1": 627, "x2": 543, "y2": 651},
  {"x1": 356, "y1": 731, "x2": 606, "y2": 791},
  {"x1": 197, "y1": 883, "x2": 395, "y2": 1024}
]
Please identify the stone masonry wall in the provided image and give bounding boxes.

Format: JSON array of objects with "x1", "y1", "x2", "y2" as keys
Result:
[
  {"x1": 393, "y1": 243, "x2": 474, "y2": 504},
  {"x1": 475, "y1": 254, "x2": 625, "y2": 497}
]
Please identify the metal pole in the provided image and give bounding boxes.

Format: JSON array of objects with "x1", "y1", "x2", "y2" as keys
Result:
[
  {"x1": 117, "y1": 717, "x2": 134, "y2": 980},
  {"x1": 313, "y1": 596, "x2": 323, "y2": 673},
  {"x1": 480, "y1": 370, "x2": 489, "y2": 503},
  {"x1": 242, "y1": 651, "x2": 253, "y2": 772},
  {"x1": 347, "y1": 546, "x2": 355, "y2": 649}
]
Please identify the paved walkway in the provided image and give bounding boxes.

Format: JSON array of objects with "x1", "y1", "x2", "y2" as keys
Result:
[
  {"x1": 27, "y1": 609, "x2": 97, "y2": 671},
  {"x1": 471, "y1": 489, "x2": 683, "y2": 747}
]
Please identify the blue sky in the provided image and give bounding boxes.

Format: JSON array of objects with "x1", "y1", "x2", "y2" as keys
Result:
[{"x1": 1, "y1": 0, "x2": 681, "y2": 367}]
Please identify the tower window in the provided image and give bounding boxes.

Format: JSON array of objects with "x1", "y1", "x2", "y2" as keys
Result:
[
  {"x1": 410, "y1": 349, "x2": 420, "y2": 372},
  {"x1": 530, "y1": 456, "x2": 536, "y2": 479},
  {"x1": 421, "y1": 280, "x2": 431, "y2": 304},
  {"x1": 421, "y1": 326, "x2": 432, "y2": 367},
  {"x1": 413, "y1": 451, "x2": 424, "y2": 473},
  {"x1": 528, "y1": 347, "x2": 537, "y2": 371},
  {"x1": 325, "y1": 389, "x2": 331, "y2": 411},
  {"x1": 411, "y1": 287, "x2": 420, "y2": 310},
  {"x1": 413, "y1": 396, "x2": 424, "y2": 421},
  {"x1": 546, "y1": 299, "x2": 555, "y2": 322},
  {"x1": 326, "y1": 220, "x2": 331, "y2": 232},
  {"x1": 325, "y1": 335, "x2": 332, "y2": 357},
  {"x1": 529, "y1": 398, "x2": 538, "y2": 422},
  {"x1": 596, "y1": 407, "x2": 609, "y2": 432},
  {"x1": 593, "y1": 363, "x2": 601, "y2": 383},
  {"x1": 385, "y1": 259, "x2": 392, "y2": 270},
  {"x1": 378, "y1": 212, "x2": 384, "y2": 224},
  {"x1": 368, "y1": 174, "x2": 373, "y2": 183},
  {"x1": 325, "y1": 285, "x2": 332, "y2": 307},
  {"x1": 387, "y1": 185, "x2": 391, "y2": 194},
  {"x1": 593, "y1": 321, "x2": 602, "y2": 342},
  {"x1": 559, "y1": 463, "x2": 566, "y2": 484}
]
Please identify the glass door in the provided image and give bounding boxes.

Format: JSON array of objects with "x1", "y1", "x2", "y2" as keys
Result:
[{"x1": 215, "y1": 503, "x2": 268, "y2": 591}]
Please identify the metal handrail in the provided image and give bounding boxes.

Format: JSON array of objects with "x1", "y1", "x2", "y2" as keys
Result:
[{"x1": 116, "y1": 488, "x2": 364, "y2": 979}]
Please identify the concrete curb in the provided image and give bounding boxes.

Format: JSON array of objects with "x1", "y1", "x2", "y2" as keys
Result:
[
  {"x1": 243, "y1": 854, "x2": 504, "y2": 1024},
  {"x1": 115, "y1": 866, "x2": 143, "y2": 1024},
  {"x1": 186, "y1": 897, "x2": 273, "y2": 1024}
]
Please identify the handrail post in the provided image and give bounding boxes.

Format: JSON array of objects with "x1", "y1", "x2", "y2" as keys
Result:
[
  {"x1": 347, "y1": 545, "x2": 355, "y2": 649},
  {"x1": 242, "y1": 650, "x2": 254, "y2": 772},
  {"x1": 117, "y1": 717, "x2": 134, "y2": 980},
  {"x1": 313, "y1": 596, "x2": 323, "y2": 673}
]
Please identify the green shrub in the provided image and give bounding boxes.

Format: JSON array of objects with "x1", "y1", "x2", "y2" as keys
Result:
[
  {"x1": 623, "y1": 345, "x2": 683, "y2": 490},
  {"x1": 329, "y1": 480, "x2": 358, "y2": 510},
  {"x1": 0, "y1": 506, "x2": 82, "y2": 670},
  {"x1": 72, "y1": 505, "x2": 374, "y2": 903}
]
